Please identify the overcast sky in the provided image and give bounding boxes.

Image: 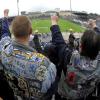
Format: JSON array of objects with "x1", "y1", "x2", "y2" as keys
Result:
[{"x1": 0, "y1": 0, "x2": 100, "y2": 17}]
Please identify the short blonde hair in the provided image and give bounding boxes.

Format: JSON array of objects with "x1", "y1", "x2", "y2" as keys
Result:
[{"x1": 11, "y1": 16, "x2": 31, "y2": 38}]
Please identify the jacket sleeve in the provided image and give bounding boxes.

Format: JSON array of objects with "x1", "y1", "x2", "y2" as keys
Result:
[
  {"x1": 50, "y1": 25, "x2": 66, "y2": 45},
  {"x1": 1, "y1": 18, "x2": 11, "y2": 38},
  {"x1": 0, "y1": 18, "x2": 13, "y2": 62},
  {"x1": 0, "y1": 17, "x2": 12, "y2": 49},
  {"x1": 41, "y1": 58, "x2": 57, "y2": 93}
]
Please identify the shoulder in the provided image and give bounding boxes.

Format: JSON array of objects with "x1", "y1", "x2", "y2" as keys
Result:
[
  {"x1": 70, "y1": 50, "x2": 80, "y2": 65},
  {"x1": 31, "y1": 52, "x2": 56, "y2": 70}
]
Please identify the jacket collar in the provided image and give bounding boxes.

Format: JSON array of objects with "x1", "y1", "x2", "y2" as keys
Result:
[{"x1": 12, "y1": 40, "x2": 36, "y2": 52}]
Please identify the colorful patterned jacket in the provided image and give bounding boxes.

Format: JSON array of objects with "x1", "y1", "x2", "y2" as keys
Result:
[{"x1": 0, "y1": 18, "x2": 56, "y2": 100}]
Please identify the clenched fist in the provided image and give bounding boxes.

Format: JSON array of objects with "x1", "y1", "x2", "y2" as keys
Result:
[
  {"x1": 51, "y1": 15, "x2": 59, "y2": 25},
  {"x1": 4, "y1": 9, "x2": 9, "y2": 17}
]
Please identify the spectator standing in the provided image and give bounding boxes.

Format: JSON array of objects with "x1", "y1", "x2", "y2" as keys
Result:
[{"x1": 0, "y1": 9, "x2": 56, "y2": 100}]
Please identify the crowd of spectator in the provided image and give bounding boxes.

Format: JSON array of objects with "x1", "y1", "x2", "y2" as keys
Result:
[{"x1": 0, "y1": 9, "x2": 100, "y2": 100}]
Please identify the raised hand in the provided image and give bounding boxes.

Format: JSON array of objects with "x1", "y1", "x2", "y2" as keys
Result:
[
  {"x1": 4, "y1": 9, "x2": 9, "y2": 18},
  {"x1": 51, "y1": 15, "x2": 59, "y2": 25}
]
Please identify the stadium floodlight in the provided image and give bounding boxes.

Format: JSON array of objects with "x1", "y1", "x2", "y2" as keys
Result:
[
  {"x1": 70, "y1": 0, "x2": 72, "y2": 16},
  {"x1": 70, "y1": 0, "x2": 72, "y2": 12},
  {"x1": 17, "y1": 0, "x2": 19, "y2": 15}
]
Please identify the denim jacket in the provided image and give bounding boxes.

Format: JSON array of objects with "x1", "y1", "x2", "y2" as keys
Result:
[{"x1": 0, "y1": 18, "x2": 56, "y2": 100}]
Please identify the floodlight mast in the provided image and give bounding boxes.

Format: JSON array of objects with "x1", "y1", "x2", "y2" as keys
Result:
[
  {"x1": 70, "y1": 0, "x2": 72, "y2": 15},
  {"x1": 17, "y1": 0, "x2": 19, "y2": 15}
]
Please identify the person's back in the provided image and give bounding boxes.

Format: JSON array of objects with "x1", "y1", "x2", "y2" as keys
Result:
[
  {"x1": 0, "y1": 9, "x2": 56, "y2": 100},
  {"x1": 58, "y1": 30, "x2": 100, "y2": 100}
]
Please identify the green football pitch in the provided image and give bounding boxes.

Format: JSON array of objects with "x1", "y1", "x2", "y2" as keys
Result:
[{"x1": 32, "y1": 18, "x2": 85, "y2": 33}]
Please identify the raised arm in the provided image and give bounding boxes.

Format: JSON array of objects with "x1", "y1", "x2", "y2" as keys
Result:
[
  {"x1": 50, "y1": 16, "x2": 66, "y2": 45},
  {"x1": 50, "y1": 16, "x2": 73, "y2": 76},
  {"x1": 0, "y1": 9, "x2": 13, "y2": 62},
  {"x1": 1, "y1": 9, "x2": 11, "y2": 38}
]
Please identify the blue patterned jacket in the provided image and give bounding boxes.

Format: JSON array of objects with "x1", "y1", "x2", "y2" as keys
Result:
[{"x1": 0, "y1": 18, "x2": 56, "y2": 100}]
